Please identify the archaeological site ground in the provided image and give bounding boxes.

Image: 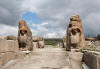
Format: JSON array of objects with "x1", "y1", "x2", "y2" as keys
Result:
[
  {"x1": 0, "y1": 0, "x2": 100, "y2": 69},
  {"x1": 0, "y1": 14, "x2": 100, "y2": 69}
]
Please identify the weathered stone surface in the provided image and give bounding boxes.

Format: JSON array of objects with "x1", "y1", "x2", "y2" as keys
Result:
[
  {"x1": 33, "y1": 42, "x2": 38, "y2": 48},
  {"x1": 0, "y1": 36, "x2": 17, "y2": 40},
  {"x1": 32, "y1": 36, "x2": 39, "y2": 48},
  {"x1": 1, "y1": 47, "x2": 72, "y2": 69},
  {"x1": 0, "y1": 40, "x2": 19, "y2": 52},
  {"x1": 14, "y1": 52, "x2": 26, "y2": 59},
  {"x1": 69, "y1": 51, "x2": 83, "y2": 69},
  {"x1": 62, "y1": 36, "x2": 67, "y2": 48},
  {"x1": 66, "y1": 15, "x2": 85, "y2": 51},
  {"x1": 32, "y1": 36, "x2": 44, "y2": 48},
  {"x1": 85, "y1": 37, "x2": 96, "y2": 41},
  {"x1": 98, "y1": 56, "x2": 100, "y2": 69},
  {"x1": 0, "y1": 53, "x2": 6, "y2": 67},
  {"x1": 0, "y1": 39, "x2": 19, "y2": 68},
  {"x1": 83, "y1": 51, "x2": 100, "y2": 69},
  {"x1": 98, "y1": 34, "x2": 100, "y2": 40},
  {"x1": 0, "y1": 36, "x2": 7, "y2": 40},
  {"x1": 18, "y1": 20, "x2": 33, "y2": 51},
  {"x1": 38, "y1": 41, "x2": 44, "y2": 48},
  {"x1": 6, "y1": 35, "x2": 17, "y2": 40},
  {"x1": 38, "y1": 37, "x2": 44, "y2": 48},
  {"x1": 0, "y1": 40, "x2": 8, "y2": 52},
  {"x1": 0, "y1": 52, "x2": 15, "y2": 68},
  {"x1": 32, "y1": 36, "x2": 39, "y2": 42}
]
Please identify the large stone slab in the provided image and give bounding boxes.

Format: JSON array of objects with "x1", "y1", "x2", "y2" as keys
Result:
[
  {"x1": 0, "y1": 52, "x2": 15, "y2": 67},
  {"x1": 83, "y1": 51, "x2": 100, "y2": 69},
  {"x1": 0, "y1": 40, "x2": 19, "y2": 53}
]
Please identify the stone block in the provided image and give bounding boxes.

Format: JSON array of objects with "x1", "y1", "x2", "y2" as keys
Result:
[
  {"x1": 0, "y1": 52, "x2": 15, "y2": 67},
  {"x1": 0, "y1": 40, "x2": 19, "y2": 53},
  {"x1": 83, "y1": 51, "x2": 100, "y2": 69}
]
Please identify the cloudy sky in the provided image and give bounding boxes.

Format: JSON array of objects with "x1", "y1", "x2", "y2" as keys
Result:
[{"x1": 0, "y1": 0, "x2": 100, "y2": 38}]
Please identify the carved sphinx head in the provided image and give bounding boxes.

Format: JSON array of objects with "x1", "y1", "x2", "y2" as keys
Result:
[
  {"x1": 70, "y1": 15, "x2": 80, "y2": 21},
  {"x1": 20, "y1": 27, "x2": 27, "y2": 36},
  {"x1": 69, "y1": 23, "x2": 81, "y2": 45},
  {"x1": 18, "y1": 20, "x2": 28, "y2": 44}
]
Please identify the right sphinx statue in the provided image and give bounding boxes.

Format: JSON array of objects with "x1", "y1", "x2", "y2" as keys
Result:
[{"x1": 66, "y1": 15, "x2": 85, "y2": 51}]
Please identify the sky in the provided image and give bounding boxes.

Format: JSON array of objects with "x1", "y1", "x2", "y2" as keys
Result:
[{"x1": 0, "y1": 0, "x2": 100, "y2": 38}]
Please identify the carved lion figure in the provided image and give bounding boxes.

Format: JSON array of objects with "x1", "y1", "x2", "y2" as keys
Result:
[
  {"x1": 18, "y1": 20, "x2": 33, "y2": 51},
  {"x1": 66, "y1": 15, "x2": 85, "y2": 51}
]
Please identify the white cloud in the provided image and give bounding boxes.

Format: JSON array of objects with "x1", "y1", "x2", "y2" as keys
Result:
[
  {"x1": 41, "y1": 22, "x2": 48, "y2": 26},
  {"x1": 31, "y1": 29, "x2": 38, "y2": 36},
  {"x1": 46, "y1": 32, "x2": 58, "y2": 38},
  {"x1": 1, "y1": 0, "x2": 100, "y2": 38},
  {"x1": 0, "y1": 24, "x2": 18, "y2": 36},
  {"x1": 32, "y1": 24, "x2": 37, "y2": 27}
]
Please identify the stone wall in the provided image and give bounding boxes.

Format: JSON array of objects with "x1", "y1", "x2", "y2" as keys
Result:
[
  {"x1": 32, "y1": 36, "x2": 44, "y2": 48},
  {"x1": 62, "y1": 36, "x2": 66, "y2": 48},
  {"x1": 33, "y1": 42, "x2": 38, "y2": 48},
  {"x1": 0, "y1": 40, "x2": 19, "y2": 67},
  {"x1": 83, "y1": 51, "x2": 100, "y2": 69}
]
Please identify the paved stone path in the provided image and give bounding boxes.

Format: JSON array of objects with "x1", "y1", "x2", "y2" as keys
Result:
[{"x1": 2, "y1": 46, "x2": 71, "y2": 69}]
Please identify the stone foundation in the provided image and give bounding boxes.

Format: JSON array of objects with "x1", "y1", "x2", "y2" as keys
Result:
[
  {"x1": 83, "y1": 51, "x2": 100, "y2": 69},
  {"x1": 0, "y1": 40, "x2": 19, "y2": 68}
]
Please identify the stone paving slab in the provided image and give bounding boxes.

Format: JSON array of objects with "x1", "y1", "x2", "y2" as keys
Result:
[{"x1": 2, "y1": 47, "x2": 72, "y2": 69}]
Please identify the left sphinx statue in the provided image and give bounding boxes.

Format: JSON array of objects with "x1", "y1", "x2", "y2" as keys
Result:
[{"x1": 18, "y1": 20, "x2": 33, "y2": 51}]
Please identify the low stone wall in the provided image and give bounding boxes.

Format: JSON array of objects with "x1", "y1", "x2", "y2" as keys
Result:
[
  {"x1": 33, "y1": 42, "x2": 38, "y2": 48},
  {"x1": 38, "y1": 40, "x2": 44, "y2": 48},
  {"x1": 83, "y1": 51, "x2": 100, "y2": 69},
  {"x1": 32, "y1": 36, "x2": 45, "y2": 48},
  {"x1": 0, "y1": 40, "x2": 19, "y2": 67}
]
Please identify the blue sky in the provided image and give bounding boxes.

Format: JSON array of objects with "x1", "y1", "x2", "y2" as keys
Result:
[{"x1": 21, "y1": 11, "x2": 42, "y2": 30}]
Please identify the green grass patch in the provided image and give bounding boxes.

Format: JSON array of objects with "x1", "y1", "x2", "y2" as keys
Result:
[{"x1": 44, "y1": 38, "x2": 62, "y2": 46}]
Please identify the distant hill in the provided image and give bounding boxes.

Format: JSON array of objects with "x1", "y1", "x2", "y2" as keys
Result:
[{"x1": 44, "y1": 38, "x2": 63, "y2": 46}]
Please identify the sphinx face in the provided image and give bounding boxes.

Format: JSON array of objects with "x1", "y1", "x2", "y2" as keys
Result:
[
  {"x1": 70, "y1": 28, "x2": 81, "y2": 44},
  {"x1": 19, "y1": 28, "x2": 27, "y2": 43}
]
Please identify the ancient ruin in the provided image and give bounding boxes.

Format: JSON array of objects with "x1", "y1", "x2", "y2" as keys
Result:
[
  {"x1": 38, "y1": 37, "x2": 44, "y2": 48},
  {"x1": 32, "y1": 36, "x2": 44, "y2": 48},
  {"x1": 66, "y1": 15, "x2": 85, "y2": 51},
  {"x1": 32, "y1": 36, "x2": 39, "y2": 48},
  {"x1": 98, "y1": 34, "x2": 100, "y2": 40},
  {"x1": 62, "y1": 36, "x2": 67, "y2": 48},
  {"x1": 0, "y1": 15, "x2": 100, "y2": 69},
  {"x1": 18, "y1": 20, "x2": 33, "y2": 51},
  {"x1": 0, "y1": 36, "x2": 19, "y2": 67},
  {"x1": 0, "y1": 35, "x2": 17, "y2": 40}
]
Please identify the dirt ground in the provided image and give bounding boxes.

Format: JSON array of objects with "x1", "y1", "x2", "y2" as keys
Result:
[{"x1": 1, "y1": 45, "x2": 71, "y2": 69}]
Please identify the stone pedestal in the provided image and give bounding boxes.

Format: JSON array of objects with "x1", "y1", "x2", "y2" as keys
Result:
[{"x1": 83, "y1": 51, "x2": 100, "y2": 69}]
